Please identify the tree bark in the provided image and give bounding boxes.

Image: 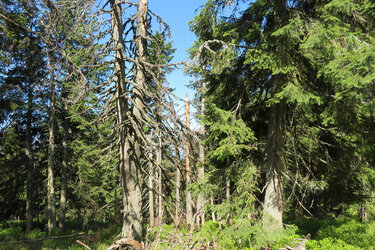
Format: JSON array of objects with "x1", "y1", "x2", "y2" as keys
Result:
[
  {"x1": 210, "y1": 195, "x2": 216, "y2": 222},
  {"x1": 263, "y1": 0, "x2": 288, "y2": 232},
  {"x1": 226, "y1": 170, "x2": 230, "y2": 202},
  {"x1": 124, "y1": 0, "x2": 149, "y2": 239},
  {"x1": 157, "y1": 127, "x2": 163, "y2": 224},
  {"x1": 358, "y1": 204, "x2": 368, "y2": 222},
  {"x1": 175, "y1": 147, "x2": 181, "y2": 225},
  {"x1": 58, "y1": 90, "x2": 69, "y2": 231},
  {"x1": 263, "y1": 88, "x2": 285, "y2": 231},
  {"x1": 185, "y1": 95, "x2": 193, "y2": 226},
  {"x1": 110, "y1": 0, "x2": 132, "y2": 239},
  {"x1": 26, "y1": 81, "x2": 34, "y2": 231},
  {"x1": 196, "y1": 82, "x2": 206, "y2": 225},
  {"x1": 47, "y1": 55, "x2": 57, "y2": 233},
  {"x1": 148, "y1": 144, "x2": 155, "y2": 226}
]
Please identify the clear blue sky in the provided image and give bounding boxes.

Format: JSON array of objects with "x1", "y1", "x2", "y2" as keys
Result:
[{"x1": 149, "y1": 0, "x2": 206, "y2": 122}]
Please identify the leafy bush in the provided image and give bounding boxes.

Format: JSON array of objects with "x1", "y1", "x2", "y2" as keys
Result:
[
  {"x1": 0, "y1": 226, "x2": 23, "y2": 242},
  {"x1": 24, "y1": 228, "x2": 45, "y2": 239}
]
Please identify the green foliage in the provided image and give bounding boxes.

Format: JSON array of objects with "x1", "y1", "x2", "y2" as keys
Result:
[
  {"x1": 203, "y1": 101, "x2": 256, "y2": 161},
  {"x1": 215, "y1": 220, "x2": 300, "y2": 249},
  {"x1": 307, "y1": 237, "x2": 362, "y2": 250},
  {"x1": 0, "y1": 226, "x2": 23, "y2": 242},
  {"x1": 292, "y1": 216, "x2": 375, "y2": 249},
  {"x1": 314, "y1": 219, "x2": 375, "y2": 249},
  {"x1": 0, "y1": 220, "x2": 121, "y2": 250}
]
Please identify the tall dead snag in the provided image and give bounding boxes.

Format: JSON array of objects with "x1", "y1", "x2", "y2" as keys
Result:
[
  {"x1": 196, "y1": 81, "x2": 206, "y2": 225},
  {"x1": 125, "y1": 0, "x2": 150, "y2": 239},
  {"x1": 185, "y1": 95, "x2": 193, "y2": 226},
  {"x1": 157, "y1": 124, "x2": 163, "y2": 224},
  {"x1": 58, "y1": 88, "x2": 69, "y2": 231},
  {"x1": 47, "y1": 52, "x2": 57, "y2": 234},
  {"x1": 175, "y1": 140, "x2": 181, "y2": 226},
  {"x1": 109, "y1": 0, "x2": 132, "y2": 239},
  {"x1": 148, "y1": 140, "x2": 155, "y2": 226},
  {"x1": 25, "y1": 80, "x2": 34, "y2": 231},
  {"x1": 155, "y1": 44, "x2": 163, "y2": 226}
]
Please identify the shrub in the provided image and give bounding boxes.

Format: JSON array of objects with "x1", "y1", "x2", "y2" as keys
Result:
[
  {"x1": 315, "y1": 218, "x2": 375, "y2": 249},
  {"x1": 0, "y1": 226, "x2": 23, "y2": 242},
  {"x1": 306, "y1": 237, "x2": 362, "y2": 250}
]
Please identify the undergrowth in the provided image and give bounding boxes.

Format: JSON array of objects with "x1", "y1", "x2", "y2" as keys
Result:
[
  {"x1": 0, "y1": 219, "x2": 121, "y2": 250},
  {"x1": 1, "y1": 214, "x2": 374, "y2": 249},
  {"x1": 291, "y1": 216, "x2": 375, "y2": 249}
]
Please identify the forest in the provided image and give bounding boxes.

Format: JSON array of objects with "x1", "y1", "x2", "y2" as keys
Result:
[{"x1": 1, "y1": 0, "x2": 375, "y2": 249}]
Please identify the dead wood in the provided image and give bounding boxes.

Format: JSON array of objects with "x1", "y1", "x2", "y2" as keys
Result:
[{"x1": 106, "y1": 238, "x2": 143, "y2": 250}]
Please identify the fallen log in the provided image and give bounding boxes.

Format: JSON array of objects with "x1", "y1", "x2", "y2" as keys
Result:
[
  {"x1": 280, "y1": 233, "x2": 311, "y2": 250},
  {"x1": 106, "y1": 238, "x2": 143, "y2": 250}
]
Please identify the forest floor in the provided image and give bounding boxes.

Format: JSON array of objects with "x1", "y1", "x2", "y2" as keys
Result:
[{"x1": 1, "y1": 214, "x2": 374, "y2": 249}]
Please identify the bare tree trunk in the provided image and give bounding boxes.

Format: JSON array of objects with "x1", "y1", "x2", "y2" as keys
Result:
[
  {"x1": 196, "y1": 82, "x2": 206, "y2": 225},
  {"x1": 58, "y1": 91, "x2": 69, "y2": 231},
  {"x1": 47, "y1": 56, "x2": 57, "y2": 234},
  {"x1": 226, "y1": 168, "x2": 231, "y2": 226},
  {"x1": 185, "y1": 95, "x2": 193, "y2": 226},
  {"x1": 175, "y1": 152, "x2": 181, "y2": 225},
  {"x1": 210, "y1": 195, "x2": 216, "y2": 222},
  {"x1": 26, "y1": 82, "x2": 34, "y2": 231},
  {"x1": 110, "y1": 0, "x2": 131, "y2": 239},
  {"x1": 226, "y1": 170, "x2": 230, "y2": 202},
  {"x1": 148, "y1": 144, "x2": 155, "y2": 226},
  {"x1": 125, "y1": 0, "x2": 149, "y2": 239},
  {"x1": 157, "y1": 128, "x2": 163, "y2": 224}
]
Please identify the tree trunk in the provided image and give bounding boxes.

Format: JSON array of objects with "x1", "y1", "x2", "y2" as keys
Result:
[
  {"x1": 47, "y1": 57, "x2": 57, "y2": 234},
  {"x1": 196, "y1": 82, "x2": 206, "y2": 225},
  {"x1": 185, "y1": 95, "x2": 193, "y2": 226},
  {"x1": 263, "y1": 95, "x2": 285, "y2": 231},
  {"x1": 58, "y1": 91, "x2": 69, "y2": 231},
  {"x1": 157, "y1": 127, "x2": 163, "y2": 224},
  {"x1": 148, "y1": 144, "x2": 155, "y2": 226},
  {"x1": 175, "y1": 149, "x2": 181, "y2": 225},
  {"x1": 263, "y1": 0, "x2": 288, "y2": 232},
  {"x1": 210, "y1": 195, "x2": 216, "y2": 222},
  {"x1": 358, "y1": 204, "x2": 368, "y2": 223},
  {"x1": 26, "y1": 82, "x2": 34, "y2": 231},
  {"x1": 226, "y1": 170, "x2": 230, "y2": 202},
  {"x1": 226, "y1": 167, "x2": 230, "y2": 226},
  {"x1": 110, "y1": 0, "x2": 132, "y2": 239},
  {"x1": 124, "y1": 0, "x2": 149, "y2": 239}
]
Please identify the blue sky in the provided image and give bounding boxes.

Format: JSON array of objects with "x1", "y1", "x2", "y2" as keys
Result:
[{"x1": 149, "y1": 0, "x2": 206, "y2": 123}]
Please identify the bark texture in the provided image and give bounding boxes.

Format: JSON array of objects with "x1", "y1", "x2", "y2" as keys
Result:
[
  {"x1": 26, "y1": 82, "x2": 34, "y2": 231},
  {"x1": 58, "y1": 92, "x2": 69, "y2": 231},
  {"x1": 124, "y1": 0, "x2": 149, "y2": 238},
  {"x1": 157, "y1": 128, "x2": 163, "y2": 224},
  {"x1": 263, "y1": 89, "x2": 286, "y2": 230},
  {"x1": 110, "y1": 0, "x2": 132, "y2": 239},
  {"x1": 196, "y1": 82, "x2": 206, "y2": 225},
  {"x1": 47, "y1": 62, "x2": 57, "y2": 233},
  {"x1": 263, "y1": 0, "x2": 288, "y2": 231},
  {"x1": 185, "y1": 95, "x2": 193, "y2": 226},
  {"x1": 148, "y1": 146, "x2": 155, "y2": 226}
]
